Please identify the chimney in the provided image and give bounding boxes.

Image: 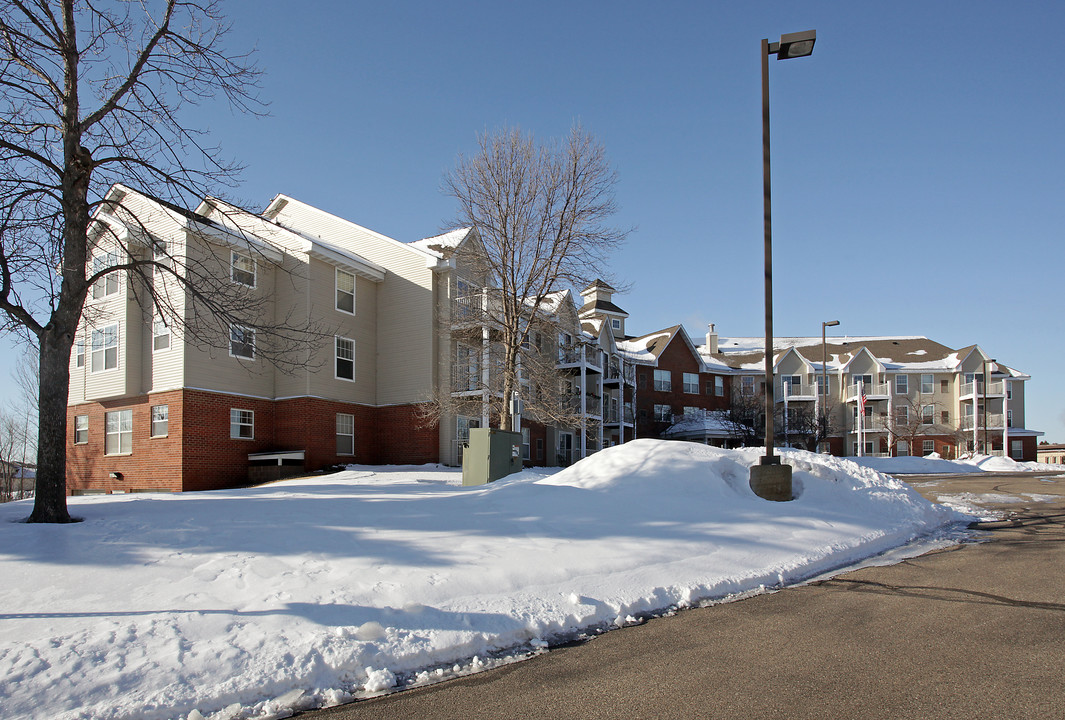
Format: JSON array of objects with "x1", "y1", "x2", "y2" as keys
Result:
[{"x1": 706, "y1": 323, "x2": 718, "y2": 354}]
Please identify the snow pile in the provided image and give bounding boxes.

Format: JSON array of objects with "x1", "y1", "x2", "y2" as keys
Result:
[
  {"x1": 851, "y1": 453, "x2": 1065, "y2": 475},
  {"x1": 0, "y1": 441, "x2": 970, "y2": 720}
]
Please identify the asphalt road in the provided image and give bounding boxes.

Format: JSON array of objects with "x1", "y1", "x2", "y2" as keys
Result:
[{"x1": 301, "y1": 471, "x2": 1065, "y2": 720}]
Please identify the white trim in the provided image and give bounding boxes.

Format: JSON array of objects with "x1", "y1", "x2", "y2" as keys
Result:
[
  {"x1": 90, "y1": 323, "x2": 120, "y2": 374},
  {"x1": 230, "y1": 408, "x2": 255, "y2": 440},
  {"x1": 335, "y1": 267, "x2": 356, "y2": 315},
  {"x1": 229, "y1": 325, "x2": 256, "y2": 360},
  {"x1": 335, "y1": 335, "x2": 355, "y2": 381},
  {"x1": 230, "y1": 250, "x2": 257, "y2": 288}
]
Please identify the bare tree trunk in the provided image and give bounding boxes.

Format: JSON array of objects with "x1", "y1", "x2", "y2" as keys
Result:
[{"x1": 29, "y1": 330, "x2": 75, "y2": 522}]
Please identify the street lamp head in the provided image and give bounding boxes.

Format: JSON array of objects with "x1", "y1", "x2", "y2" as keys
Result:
[
  {"x1": 823, "y1": 320, "x2": 840, "y2": 328},
  {"x1": 777, "y1": 29, "x2": 816, "y2": 59}
]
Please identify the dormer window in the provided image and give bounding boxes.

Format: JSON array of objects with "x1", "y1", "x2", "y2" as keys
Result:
[{"x1": 611, "y1": 318, "x2": 621, "y2": 330}]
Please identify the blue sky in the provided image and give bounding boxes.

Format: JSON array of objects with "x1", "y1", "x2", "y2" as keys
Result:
[{"x1": 2, "y1": 0, "x2": 1062, "y2": 442}]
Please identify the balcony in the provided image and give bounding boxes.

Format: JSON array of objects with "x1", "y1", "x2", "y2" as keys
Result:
[
  {"x1": 843, "y1": 383, "x2": 890, "y2": 402},
  {"x1": 776, "y1": 383, "x2": 816, "y2": 402},
  {"x1": 604, "y1": 405, "x2": 635, "y2": 425},
  {"x1": 959, "y1": 414, "x2": 1004, "y2": 430},
  {"x1": 603, "y1": 362, "x2": 636, "y2": 385},
  {"x1": 960, "y1": 380, "x2": 1004, "y2": 399},
  {"x1": 557, "y1": 346, "x2": 603, "y2": 373},
  {"x1": 848, "y1": 415, "x2": 888, "y2": 433}
]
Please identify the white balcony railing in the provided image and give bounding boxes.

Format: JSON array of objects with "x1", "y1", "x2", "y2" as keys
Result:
[
  {"x1": 776, "y1": 383, "x2": 816, "y2": 401},
  {"x1": 960, "y1": 380, "x2": 1005, "y2": 398},
  {"x1": 843, "y1": 383, "x2": 890, "y2": 402},
  {"x1": 959, "y1": 414, "x2": 1004, "y2": 430}
]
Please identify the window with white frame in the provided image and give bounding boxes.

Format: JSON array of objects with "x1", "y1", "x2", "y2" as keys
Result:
[
  {"x1": 152, "y1": 238, "x2": 171, "y2": 275},
  {"x1": 851, "y1": 373, "x2": 872, "y2": 387},
  {"x1": 150, "y1": 405, "x2": 168, "y2": 437},
  {"x1": 653, "y1": 369, "x2": 671, "y2": 392},
  {"x1": 335, "y1": 336, "x2": 355, "y2": 380},
  {"x1": 784, "y1": 375, "x2": 802, "y2": 394},
  {"x1": 1007, "y1": 409, "x2": 1013, "y2": 427},
  {"x1": 895, "y1": 405, "x2": 909, "y2": 424},
  {"x1": 895, "y1": 375, "x2": 908, "y2": 394},
  {"x1": 230, "y1": 409, "x2": 254, "y2": 439},
  {"x1": 741, "y1": 376, "x2": 755, "y2": 395},
  {"x1": 90, "y1": 324, "x2": 119, "y2": 372},
  {"x1": 336, "y1": 268, "x2": 355, "y2": 314},
  {"x1": 74, "y1": 339, "x2": 84, "y2": 368},
  {"x1": 1011, "y1": 440, "x2": 1023, "y2": 459},
  {"x1": 923, "y1": 439, "x2": 935, "y2": 455},
  {"x1": 921, "y1": 404, "x2": 934, "y2": 424},
  {"x1": 683, "y1": 372, "x2": 699, "y2": 394},
  {"x1": 653, "y1": 404, "x2": 672, "y2": 422},
  {"x1": 336, "y1": 413, "x2": 354, "y2": 455},
  {"x1": 92, "y1": 251, "x2": 120, "y2": 299},
  {"x1": 521, "y1": 427, "x2": 530, "y2": 460},
  {"x1": 153, "y1": 317, "x2": 170, "y2": 352},
  {"x1": 230, "y1": 325, "x2": 255, "y2": 359},
  {"x1": 74, "y1": 415, "x2": 88, "y2": 444},
  {"x1": 816, "y1": 374, "x2": 828, "y2": 395},
  {"x1": 897, "y1": 440, "x2": 909, "y2": 456},
  {"x1": 231, "y1": 251, "x2": 256, "y2": 287},
  {"x1": 920, "y1": 374, "x2": 934, "y2": 394},
  {"x1": 611, "y1": 318, "x2": 621, "y2": 330},
  {"x1": 104, "y1": 409, "x2": 133, "y2": 455},
  {"x1": 456, "y1": 416, "x2": 479, "y2": 442},
  {"x1": 715, "y1": 376, "x2": 725, "y2": 396}
]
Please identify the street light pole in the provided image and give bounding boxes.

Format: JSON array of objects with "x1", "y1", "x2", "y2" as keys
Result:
[
  {"x1": 821, "y1": 320, "x2": 840, "y2": 452},
  {"x1": 750, "y1": 29, "x2": 817, "y2": 502}
]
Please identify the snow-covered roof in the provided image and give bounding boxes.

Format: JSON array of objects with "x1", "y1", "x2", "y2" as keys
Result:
[
  {"x1": 662, "y1": 410, "x2": 734, "y2": 439},
  {"x1": 410, "y1": 227, "x2": 472, "y2": 258}
]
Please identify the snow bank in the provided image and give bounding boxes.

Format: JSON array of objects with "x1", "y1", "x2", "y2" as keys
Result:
[
  {"x1": 0, "y1": 441, "x2": 969, "y2": 720},
  {"x1": 851, "y1": 453, "x2": 1065, "y2": 475}
]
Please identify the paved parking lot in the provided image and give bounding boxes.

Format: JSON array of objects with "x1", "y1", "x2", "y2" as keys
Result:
[{"x1": 304, "y1": 471, "x2": 1065, "y2": 720}]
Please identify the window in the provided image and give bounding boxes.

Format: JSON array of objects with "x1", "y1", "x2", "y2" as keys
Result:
[
  {"x1": 816, "y1": 374, "x2": 828, "y2": 396},
  {"x1": 653, "y1": 369, "x2": 671, "y2": 392},
  {"x1": 895, "y1": 406, "x2": 909, "y2": 424},
  {"x1": 230, "y1": 325, "x2": 255, "y2": 359},
  {"x1": 151, "y1": 405, "x2": 168, "y2": 437},
  {"x1": 897, "y1": 440, "x2": 909, "y2": 456},
  {"x1": 741, "y1": 376, "x2": 755, "y2": 396},
  {"x1": 1007, "y1": 409, "x2": 1013, "y2": 427},
  {"x1": 74, "y1": 415, "x2": 88, "y2": 444},
  {"x1": 104, "y1": 409, "x2": 133, "y2": 455},
  {"x1": 653, "y1": 404, "x2": 672, "y2": 422},
  {"x1": 921, "y1": 374, "x2": 934, "y2": 394},
  {"x1": 522, "y1": 427, "x2": 530, "y2": 460},
  {"x1": 536, "y1": 437, "x2": 544, "y2": 461},
  {"x1": 921, "y1": 404, "x2": 934, "y2": 425},
  {"x1": 152, "y1": 238, "x2": 171, "y2": 275},
  {"x1": 895, "y1": 375, "x2": 908, "y2": 394},
  {"x1": 336, "y1": 268, "x2": 355, "y2": 314},
  {"x1": 683, "y1": 372, "x2": 699, "y2": 394},
  {"x1": 783, "y1": 375, "x2": 802, "y2": 394},
  {"x1": 940, "y1": 379, "x2": 948, "y2": 393},
  {"x1": 714, "y1": 376, "x2": 724, "y2": 397},
  {"x1": 456, "y1": 416, "x2": 479, "y2": 442},
  {"x1": 684, "y1": 406, "x2": 701, "y2": 416},
  {"x1": 90, "y1": 324, "x2": 119, "y2": 372},
  {"x1": 941, "y1": 410, "x2": 949, "y2": 424},
  {"x1": 230, "y1": 409, "x2": 254, "y2": 439},
  {"x1": 92, "y1": 251, "x2": 120, "y2": 299},
  {"x1": 923, "y1": 440, "x2": 935, "y2": 456},
  {"x1": 851, "y1": 374, "x2": 872, "y2": 387},
  {"x1": 336, "y1": 413, "x2": 354, "y2": 455},
  {"x1": 455, "y1": 344, "x2": 480, "y2": 391},
  {"x1": 1011, "y1": 440, "x2": 1023, "y2": 459},
  {"x1": 74, "y1": 340, "x2": 84, "y2": 368},
  {"x1": 611, "y1": 318, "x2": 621, "y2": 330},
  {"x1": 1006, "y1": 381, "x2": 1012, "y2": 400},
  {"x1": 153, "y1": 317, "x2": 170, "y2": 352},
  {"x1": 231, "y1": 251, "x2": 256, "y2": 287},
  {"x1": 335, "y1": 336, "x2": 354, "y2": 380}
]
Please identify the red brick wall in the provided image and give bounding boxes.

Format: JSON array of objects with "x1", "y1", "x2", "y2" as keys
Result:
[
  {"x1": 375, "y1": 404, "x2": 439, "y2": 465},
  {"x1": 635, "y1": 336, "x2": 729, "y2": 438},
  {"x1": 67, "y1": 390, "x2": 440, "y2": 494},
  {"x1": 67, "y1": 390, "x2": 185, "y2": 493}
]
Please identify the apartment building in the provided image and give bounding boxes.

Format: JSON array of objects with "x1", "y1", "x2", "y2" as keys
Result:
[
  {"x1": 695, "y1": 334, "x2": 1042, "y2": 461},
  {"x1": 65, "y1": 186, "x2": 1043, "y2": 494}
]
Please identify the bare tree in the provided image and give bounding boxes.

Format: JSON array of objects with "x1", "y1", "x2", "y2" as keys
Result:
[
  {"x1": 724, "y1": 387, "x2": 762, "y2": 447},
  {"x1": 884, "y1": 394, "x2": 951, "y2": 456},
  {"x1": 439, "y1": 126, "x2": 627, "y2": 432},
  {"x1": 0, "y1": 2, "x2": 304, "y2": 522}
]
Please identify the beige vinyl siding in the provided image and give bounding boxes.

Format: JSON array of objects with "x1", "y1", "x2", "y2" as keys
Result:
[
  {"x1": 182, "y1": 238, "x2": 278, "y2": 398},
  {"x1": 302, "y1": 257, "x2": 377, "y2": 403},
  {"x1": 270, "y1": 200, "x2": 435, "y2": 405},
  {"x1": 1008, "y1": 380, "x2": 1025, "y2": 425}
]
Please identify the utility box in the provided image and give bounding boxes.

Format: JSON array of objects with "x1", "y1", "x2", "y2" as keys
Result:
[{"x1": 462, "y1": 428, "x2": 523, "y2": 486}]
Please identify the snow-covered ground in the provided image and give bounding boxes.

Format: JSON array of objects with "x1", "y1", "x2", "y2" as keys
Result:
[
  {"x1": 0, "y1": 440, "x2": 1056, "y2": 720},
  {"x1": 850, "y1": 452, "x2": 1064, "y2": 476}
]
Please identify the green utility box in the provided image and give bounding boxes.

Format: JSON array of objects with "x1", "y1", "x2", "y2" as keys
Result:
[{"x1": 462, "y1": 428, "x2": 523, "y2": 486}]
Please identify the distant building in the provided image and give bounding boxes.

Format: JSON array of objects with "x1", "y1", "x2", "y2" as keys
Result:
[{"x1": 1037, "y1": 443, "x2": 1065, "y2": 465}]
